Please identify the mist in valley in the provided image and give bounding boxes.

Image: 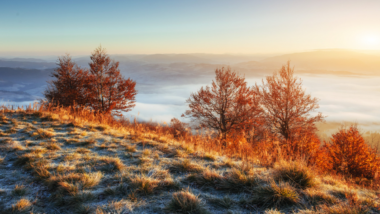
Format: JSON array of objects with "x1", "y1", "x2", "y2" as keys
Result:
[{"x1": 1, "y1": 49, "x2": 380, "y2": 141}]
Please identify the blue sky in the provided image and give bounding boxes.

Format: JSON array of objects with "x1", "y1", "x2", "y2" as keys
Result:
[{"x1": 1, "y1": 0, "x2": 380, "y2": 56}]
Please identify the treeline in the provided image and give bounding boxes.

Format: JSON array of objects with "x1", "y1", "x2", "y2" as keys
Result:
[{"x1": 45, "y1": 47, "x2": 380, "y2": 181}]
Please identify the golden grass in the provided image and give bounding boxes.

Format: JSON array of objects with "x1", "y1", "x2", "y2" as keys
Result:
[
  {"x1": 45, "y1": 142, "x2": 61, "y2": 150},
  {"x1": 0, "y1": 107, "x2": 379, "y2": 213},
  {"x1": 125, "y1": 144, "x2": 136, "y2": 152},
  {"x1": 273, "y1": 161, "x2": 317, "y2": 189},
  {"x1": 11, "y1": 198, "x2": 32, "y2": 213},
  {"x1": 32, "y1": 128, "x2": 55, "y2": 139},
  {"x1": 250, "y1": 181, "x2": 300, "y2": 208},
  {"x1": 169, "y1": 159, "x2": 204, "y2": 173},
  {"x1": 97, "y1": 156, "x2": 125, "y2": 172},
  {"x1": 187, "y1": 168, "x2": 223, "y2": 188},
  {"x1": 166, "y1": 189, "x2": 209, "y2": 214},
  {"x1": 81, "y1": 172, "x2": 103, "y2": 189}
]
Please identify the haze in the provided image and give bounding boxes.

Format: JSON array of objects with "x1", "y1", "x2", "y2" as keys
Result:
[{"x1": 0, "y1": 0, "x2": 379, "y2": 135}]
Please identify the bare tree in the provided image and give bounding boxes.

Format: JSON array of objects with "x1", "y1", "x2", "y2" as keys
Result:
[{"x1": 255, "y1": 62, "x2": 324, "y2": 141}]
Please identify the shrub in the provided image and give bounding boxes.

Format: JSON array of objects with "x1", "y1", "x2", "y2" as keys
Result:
[
  {"x1": 166, "y1": 189, "x2": 209, "y2": 214},
  {"x1": 169, "y1": 117, "x2": 189, "y2": 139},
  {"x1": 319, "y1": 126, "x2": 380, "y2": 179},
  {"x1": 273, "y1": 161, "x2": 316, "y2": 189}
]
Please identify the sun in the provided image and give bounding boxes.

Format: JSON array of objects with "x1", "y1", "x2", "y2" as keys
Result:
[{"x1": 361, "y1": 34, "x2": 379, "y2": 46}]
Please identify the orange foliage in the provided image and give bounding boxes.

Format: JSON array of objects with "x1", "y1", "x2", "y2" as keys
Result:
[
  {"x1": 183, "y1": 67, "x2": 262, "y2": 147},
  {"x1": 44, "y1": 55, "x2": 90, "y2": 107},
  {"x1": 44, "y1": 46, "x2": 137, "y2": 116},
  {"x1": 255, "y1": 62, "x2": 324, "y2": 141},
  {"x1": 318, "y1": 126, "x2": 380, "y2": 179},
  {"x1": 88, "y1": 46, "x2": 137, "y2": 116},
  {"x1": 170, "y1": 117, "x2": 189, "y2": 139}
]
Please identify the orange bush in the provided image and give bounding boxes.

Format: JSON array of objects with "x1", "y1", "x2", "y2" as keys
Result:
[
  {"x1": 170, "y1": 117, "x2": 189, "y2": 139},
  {"x1": 319, "y1": 126, "x2": 380, "y2": 179}
]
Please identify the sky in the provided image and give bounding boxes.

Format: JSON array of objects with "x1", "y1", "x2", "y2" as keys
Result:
[{"x1": 1, "y1": 0, "x2": 380, "y2": 56}]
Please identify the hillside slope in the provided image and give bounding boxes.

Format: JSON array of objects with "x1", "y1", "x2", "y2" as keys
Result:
[{"x1": 0, "y1": 111, "x2": 379, "y2": 213}]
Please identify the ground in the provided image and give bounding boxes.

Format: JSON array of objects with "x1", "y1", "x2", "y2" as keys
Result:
[{"x1": 0, "y1": 111, "x2": 379, "y2": 214}]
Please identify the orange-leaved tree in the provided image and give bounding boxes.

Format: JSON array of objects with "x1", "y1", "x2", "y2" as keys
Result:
[
  {"x1": 88, "y1": 46, "x2": 137, "y2": 116},
  {"x1": 254, "y1": 62, "x2": 324, "y2": 142},
  {"x1": 183, "y1": 67, "x2": 262, "y2": 146},
  {"x1": 44, "y1": 54, "x2": 90, "y2": 107},
  {"x1": 321, "y1": 126, "x2": 380, "y2": 179}
]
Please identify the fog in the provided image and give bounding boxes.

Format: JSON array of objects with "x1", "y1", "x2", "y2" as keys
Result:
[
  {"x1": 0, "y1": 49, "x2": 379, "y2": 136},
  {"x1": 125, "y1": 74, "x2": 380, "y2": 131}
]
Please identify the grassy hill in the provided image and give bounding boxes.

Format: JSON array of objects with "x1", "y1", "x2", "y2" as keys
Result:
[{"x1": 0, "y1": 109, "x2": 379, "y2": 213}]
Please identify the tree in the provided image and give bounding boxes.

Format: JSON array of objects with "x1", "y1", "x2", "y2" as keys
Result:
[
  {"x1": 88, "y1": 46, "x2": 137, "y2": 116},
  {"x1": 44, "y1": 47, "x2": 137, "y2": 116},
  {"x1": 44, "y1": 54, "x2": 90, "y2": 107},
  {"x1": 322, "y1": 126, "x2": 380, "y2": 179},
  {"x1": 255, "y1": 62, "x2": 323, "y2": 141},
  {"x1": 183, "y1": 67, "x2": 262, "y2": 145}
]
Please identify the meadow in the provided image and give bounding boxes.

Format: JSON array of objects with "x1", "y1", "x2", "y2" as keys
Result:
[{"x1": 0, "y1": 105, "x2": 379, "y2": 214}]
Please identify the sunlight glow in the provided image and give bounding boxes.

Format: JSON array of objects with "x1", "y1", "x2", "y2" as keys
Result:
[{"x1": 361, "y1": 34, "x2": 380, "y2": 47}]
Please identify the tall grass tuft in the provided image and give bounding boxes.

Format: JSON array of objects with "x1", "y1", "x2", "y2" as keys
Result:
[
  {"x1": 250, "y1": 181, "x2": 300, "y2": 208},
  {"x1": 273, "y1": 161, "x2": 316, "y2": 189},
  {"x1": 166, "y1": 189, "x2": 209, "y2": 214}
]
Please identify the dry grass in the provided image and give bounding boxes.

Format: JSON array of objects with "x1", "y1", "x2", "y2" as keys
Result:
[
  {"x1": 166, "y1": 189, "x2": 209, "y2": 214},
  {"x1": 45, "y1": 142, "x2": 61, "y2": 150},
  {"x1": 97, "y1": 156, "x2": 125, "y2": 172},
  {"x1": 32, "y1": 128, "x2": 55, "y2": 139},
  {"x1": 217, "y1": 168, "x2": 257, "y2": 192},
  {"x1": 169, "y1": 159, "x2": 204, "y2": 173},
  {"x1": 273, "y1": 161, "x2": 317, "y2": 189},
  {"x1": 202, "y1": 152, "x2": 217, "y2": 161},
  {"x1": 129, "y1": 175, "x2": 159, "y2": 195},
  {"x1": 187, "y1": 168, "x2": 223, "y2": 188},
  {"x1": 11, "y1": 198, "x2": 32, "y2": 213},
  {"x1": 250, "y1": 181, "x2": 300, "y2": 208},
  {"x1": 81, "y1": 172, "x2": 103, "y2": 189},
  {"x1": 11, "y1": 184, "x2": 27, "y2": 196},
  {"x1": 208, "y1": 196, "x2": 235, "y2": 209},
  {"x1": 125, "y1": 144, "x2": 136, "y2": 152},
  {"x1": 0, "y1": 108, "x2": 379, "y2": 213},
  {"x1": 304, "y1": 189, "x2": 337, "y2": 207}
]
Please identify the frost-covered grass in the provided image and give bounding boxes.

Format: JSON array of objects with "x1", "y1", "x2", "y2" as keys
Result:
[{"x1": 0, "y1": 111, "x2": 379, "y2": 213}]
